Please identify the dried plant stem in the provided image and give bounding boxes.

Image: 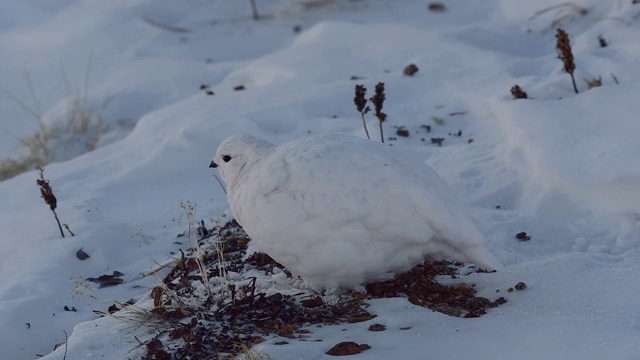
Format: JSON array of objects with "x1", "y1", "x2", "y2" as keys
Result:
[
  {"x1": 63, "y1": 224, "x2": 75, "y2": 237},
  {"x1": 53, "y1": 209, "x2": 65, "y2": 238},
  {"x1": 354, "y1": 85, "x2": 371, "y2": 140},
  {"x1": 194, "y1": 247, "x2": 212, "y2": 299},
  {"x1": 179, "y1": 200, "x2": 214, "y2": 298},
  {"x1": 370, "y1": 82, "x2": 387, "y2": 143},
  {"x1": 556, "y1": 28, "x2": 578, "y2": 94},
  {"x1": 62, "y1": 330, "x2": 68, "y2": 360},
  {"x1": 142, "y1": 17, "x2": 189, "y2": 33},
  {"x1": 250, "y1": 0, "x2": 259, "y2": 20},
  {"x1": 531, "y1": 2, "x2": 588, "y2": 19},
  {"x1": 139, "y1": 258, "x2": 178, "y2": 279},
  {"x1": 510, "y1": 85, "x2": 528, "y2": 99},
  {"x1": 354, "y1": 83, "x2": 387, "y2": 143},
  {"x1": 611, "y1": 73, "x2": 619, "y2": 84},
  {"x1": 212, "y1": 174, "x2": 227, "y2": 195},
  {"x1": 360, "y1": 113, "x2": 371, "y2": 140},
  {"x1": 569, "y1": 74, "x2": 578, "y2": 93},
  {"x1": 37, "y1": 167, "x2": 66, "y2": 238},
  {"x1": 211, "y1": 218, "x2": 233, "y2": 300}
]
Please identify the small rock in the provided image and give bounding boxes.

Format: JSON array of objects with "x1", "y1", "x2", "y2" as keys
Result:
[
  {"x1": 368, "y1": 323, "x2": 386, "y2": 332},
  {"x1": 301, "y1": 296, "x2": 324, "y2": 308},
  {"x1": 326, "y1": 342, "x2": 371, "y2": 356},
  {"x1": 515, "y1": 282, "x2": 528, "y2": 291},
  {"x1": 464, "y1": 311, "x2": 483, "y2": 318},
  {"x1": 433, "y1": 304, "x2": 462, "y2": 317},
  {"x1": 510, "y1": 85, "x2": 528, "y2": 99},
  {"x1": 466, "y1": 297, "x2": 491, "y2": 311},
  {"x1": 233, "y1": 85, "x2": 245, "y2": 91},
  {"x1": 403, "y1": 63, "x2": 419, "y2": 76},
  {"x1": 347, "y1": 313, "x2": 376, "y2": 323},
  {"x1": 428, "y1": 3, "x2": 446, "y2": 11},
  {"x1": 76, "y1": 248, "x2": 90, "y2": 260},
  {"x1": 494, "y1": 297, "x2": 507, "y2": 306},
  {"x1": 199, "y1": 84, "x2": 213, "y2": 95},
  {"x1": 146, "y1": 338, "x2": 163, "y2": 352},
  {"x1": 516, "y1": 232, "x2": 531, "y2": 241},
  {"x1": 396, "y1": 128, "x2": 410, "y2": 137}
]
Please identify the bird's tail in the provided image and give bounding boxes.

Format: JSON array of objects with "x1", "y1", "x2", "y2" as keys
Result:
[{"x1": 465, "y1": 245, "x2": 505, "y2": 272}]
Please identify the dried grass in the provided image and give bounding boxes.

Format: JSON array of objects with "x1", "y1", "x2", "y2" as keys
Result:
[{"x1": 0, "y1": 57, "x2": 108, "y2": 181}]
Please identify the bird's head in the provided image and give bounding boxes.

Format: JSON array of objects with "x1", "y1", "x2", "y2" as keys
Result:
[{"x1": 209, "y1": 134, "x2": 274, "y2": 188}]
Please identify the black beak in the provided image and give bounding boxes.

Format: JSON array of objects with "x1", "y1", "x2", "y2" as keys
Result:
[{"x1": 209, "y1": 161, "x2": 218, "y2": 168}]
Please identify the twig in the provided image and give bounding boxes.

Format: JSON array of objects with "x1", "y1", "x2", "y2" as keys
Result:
[
  {"x1": 212, "y1": 174, "x2": 227, "y2": 195},
  {"x1": 532, "y1": 3, "x2": 589, "y2": 32},
  {"x1": 359, "y1": 113, "x2": 370, "y2": 140},
  {"x1": 64, "y1": 224, "x2": 75, "y2": 237},
  {"x1": 530, "y1": 2, "x2": 588, "y2": 20},
  {"x1": 63, "y1": 330, "x2": 68, "y2": 360},
  {"x1": 611, "y1": 73, "x2": 620, "y2": 84},
  {"x1": 142, "y1": 17, "x2": 189, "y2": 33},
  {"x1": 250, "y1": 0, "x2": 260, "y2": 20},
  {"x1": 138, "y1": 257, "x2": 179, "y2": 280}
]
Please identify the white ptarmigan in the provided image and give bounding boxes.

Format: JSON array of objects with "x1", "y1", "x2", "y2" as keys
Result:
[{"x1": 210, "y1": 134, "x2": 502, "y2": 293}]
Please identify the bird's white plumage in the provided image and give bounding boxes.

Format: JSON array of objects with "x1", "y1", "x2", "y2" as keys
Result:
[{"x1": 211, "y1": 134, "x2": 502, "y2": 292}]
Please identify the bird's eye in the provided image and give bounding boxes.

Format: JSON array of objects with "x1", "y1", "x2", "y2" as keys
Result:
[{"x1": 222, "y1": 155, "x2": 232, "y2": 163}]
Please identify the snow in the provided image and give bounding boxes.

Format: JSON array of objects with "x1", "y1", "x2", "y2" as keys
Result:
[
  {"x1": 493, "y1": 84, "x2": 640, "y2": 215},
  {"x1": 0, "y1": 0, "x2": 639, "y2": 359}
]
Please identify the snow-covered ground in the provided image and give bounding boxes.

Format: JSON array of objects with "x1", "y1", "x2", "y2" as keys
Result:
[{"x1": 2, "y1": 0, "x2": 640, "y2": 359}]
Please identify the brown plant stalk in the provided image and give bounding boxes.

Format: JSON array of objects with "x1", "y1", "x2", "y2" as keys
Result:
[
  {"x1": 370, "y1": 82, "x2": 387, "y2": 143},
  {"x1": 37, "y1": 167, "x2": 65, "y2": 238},
  {"x1": 354, "y1": 85, "x2": 371, "y2": 140},
  {"x1": 556, "y1": 28, "x2": 578, "y2": 94},
  {"x1": 250, "y1": 0, "x2": 259, "y2": 20},
  {"x1": 511, "y1": 85, "x2": 528, "y2": 99}
]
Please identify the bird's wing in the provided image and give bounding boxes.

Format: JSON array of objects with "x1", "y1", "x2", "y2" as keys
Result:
[
  {"x1": 253, "y1": 136, "x2": 385, "y2": 229},
  {"x1": 250, "y1": 135, "x2": 500, "y2": 270}
]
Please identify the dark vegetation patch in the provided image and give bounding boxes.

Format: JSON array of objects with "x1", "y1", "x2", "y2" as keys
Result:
[{"x1": 128, "y1": 220, "x2": 508, "y2": 359}]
